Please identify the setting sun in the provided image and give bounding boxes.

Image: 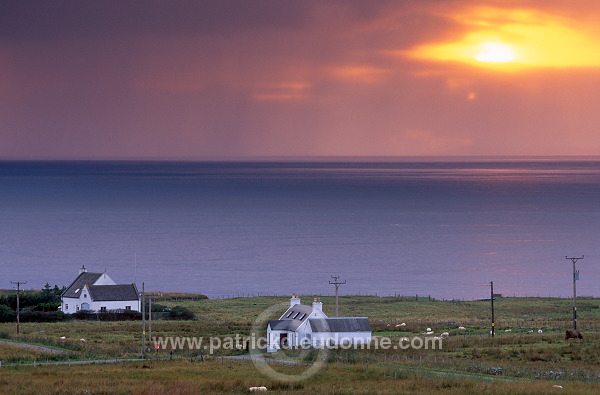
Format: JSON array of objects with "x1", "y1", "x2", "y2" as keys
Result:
[
  {"x1": 405, "y1": 6, "x2": 600, "y2": 69},
  {"x1": 475, "y1": 42, "x2": 516, "y2": 63}
]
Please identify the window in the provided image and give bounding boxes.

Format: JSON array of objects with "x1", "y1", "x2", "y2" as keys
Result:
[
  {"x1": 83, "y1": 294, "x2": 87, "y2": 298},
  {"x1": 76, "y1": 305, "x2": 80, "y2": 311},
  {"x1": 287, "y1": 311, "x2": 294, "y2": 318},
  {"x1": 100, "y1": 306, "x2": 107, "y2": 312},
  {"x1": 125, "y1": 306, "x2": 131, "y2": 311},
  {"x1": 300, "y1": 313, "x2": 306, "y2": 320},
  {"x1": 65, "y1": 304, "x2": 68, "y2": 310},
  {"x1": 293, "y1": 312, "x2": 300, "y2": 319}
]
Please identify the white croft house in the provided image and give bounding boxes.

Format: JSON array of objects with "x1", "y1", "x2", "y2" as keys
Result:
[
  {"x1": 267, "y1": 295, "x2": 372, "y2": 353},
  {"x1": 61, "y1": 266, "x2": 140, "y2": 314}
]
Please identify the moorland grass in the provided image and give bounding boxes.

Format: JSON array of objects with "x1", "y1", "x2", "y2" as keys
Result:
[
  {"x1": 0, "y1": 358, "x2": 599, "y2": 394},
  {"x1": 0, "y1": 295, "x2": 599, "y2": 393}
]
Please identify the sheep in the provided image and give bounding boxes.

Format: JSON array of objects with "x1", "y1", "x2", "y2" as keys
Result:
[
  {"x1": 426, "y1": 327, "x2": 432, "y2": 332},
  {"x1": 504, "y1": 329, "x2": 511, "y2": 332},
  {"x1": 395, "y1": 323, "x2": 406, "y2": 327},
  {"x1": 60, "y1": 336, "x2": 66, "y2": 340},
  {"x1": 440, "y1": 332, "x2": 449, "y2": 338},
  {"x1": 538, "y1": 329, "x2": 543, "y2": 334},
  {"x1": 458, "y1": 326, "x2": 466, "y2": 330},
  {"x1": 552, "y1": 384, "x2": 563, "y2": 389},
  {"x1": 79, "y1": 338, "x2": 86, "y2": 342},
  {"x1": 249, "y1": 387, "x2": 267, "y2": 392},
  {"x1": 425, "y1": 331, "x2": 434, "y2": 335}
]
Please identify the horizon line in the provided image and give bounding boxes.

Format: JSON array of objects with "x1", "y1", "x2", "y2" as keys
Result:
[{"x1": 2, "y1": 155, "x2": 600, "y2": 163}]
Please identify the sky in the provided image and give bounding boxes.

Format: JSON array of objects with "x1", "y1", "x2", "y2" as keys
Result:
[{"x1": 2, "y1": 0, "x2": 600, "y2": 159}]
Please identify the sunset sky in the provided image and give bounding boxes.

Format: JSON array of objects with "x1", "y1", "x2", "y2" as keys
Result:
[{"x1": 2, "y1": 0, "x2": 600, "y2": 159}]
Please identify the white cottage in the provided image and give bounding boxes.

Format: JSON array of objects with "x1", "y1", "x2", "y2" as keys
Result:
[
  {"x1": 61, "y1": 266, "x2": 140, "y2": 314},
  {"x1": 267, "y1": 295, "x2": 372, "y2": 352}
]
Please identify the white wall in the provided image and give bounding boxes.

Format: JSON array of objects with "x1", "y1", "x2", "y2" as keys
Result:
[
  {"x1": 310, "y1": 331, "x2": 372, "y2": 347},
  {"x1": 61, "y1": 297, "x2": 79, "y2": 314},
  {"x1": 90, "y1": 299, "x2": 140, "y2": 312}
]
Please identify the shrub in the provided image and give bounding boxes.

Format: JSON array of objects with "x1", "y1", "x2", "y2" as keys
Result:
[
  {"x1": 0, "y1": 305, "x2": 15, "y2": 322},
  {"x1": 168, "y1": 306, "x2": 195, "y2": 320}
]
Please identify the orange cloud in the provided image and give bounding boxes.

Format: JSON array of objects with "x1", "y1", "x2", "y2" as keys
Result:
[
  {"x1": 252, "y1": 82, "x2": 312, "y2": 101},
  {"x1": 331, "y1": 65, "x2": 389, "y2": 83},
  {"x1": 405, "y1": 6, "x2": 600, "y2": 69}
]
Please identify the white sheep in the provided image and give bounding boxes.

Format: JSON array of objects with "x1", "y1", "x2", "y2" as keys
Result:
[
  {"x1": 505, "y1": 329, "x2": 511, "y2": 332},
  {"x1": 79, "y1": 338, "x2": 86, "y2": 342},
  {"x1": 426, "y1": 327, "x2": 432, "y2": 332},
  {"x1": 440, "y1": 332, "x2": 449, "y2": 338},
  {"x1": 395, "y1": 323, "x2": 406, "y2": 327},
  {"x1": 249, "y1": 387, "x2": 267, "y2": 392},
  {"x1": 458, "y1": 326, "x2": 466, "y2": 330},
  {"x1": 60, "y1": 336, "x2": 66, "y2": 340},
  {"x1": 538, "y1": 329, "x2": 543, "y2": 334}
]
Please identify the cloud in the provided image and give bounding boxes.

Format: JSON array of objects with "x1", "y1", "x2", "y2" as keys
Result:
[{"x1": 404, "y1": 5, "x2": 600, "y2": 69}]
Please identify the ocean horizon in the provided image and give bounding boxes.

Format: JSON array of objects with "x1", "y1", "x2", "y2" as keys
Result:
[{"x1": 1, "y1": 158, "x2": 599, "y2": 300}]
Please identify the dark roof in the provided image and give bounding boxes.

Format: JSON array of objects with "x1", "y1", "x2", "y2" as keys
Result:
[
  {"x1": 309, "y1": 318, "x2": 371, "y2": 333},
  {"x1": 274, "y1": 304, "x2": 313, "y2": 331},
  {"x1": 279, "y1": 304, "x2": 312, "y2": 320},
  {"x1": 88, "y1": 284, "x2": 139, "y2": 301},
  {"x1": 62, "y1": 272, "x2": 103, "y2": 298},
  {"x1": 268, "y1": 320, "x2": 295, "y2": 331}
]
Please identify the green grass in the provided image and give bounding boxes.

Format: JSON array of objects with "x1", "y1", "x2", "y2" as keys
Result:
[
  {"x1": 0, "y1": 295, "x2": 599, "y2": 393},
  {"x1": 0, "y1": 359, "x2": 598, "y2": 394}
]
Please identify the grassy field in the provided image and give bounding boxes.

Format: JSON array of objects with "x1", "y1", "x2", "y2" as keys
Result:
[
  {"x1": 0, "y1": 295, "x2": 599, "y2": 393},
  {"x1": 1, "y1": 359, "x2": 600, "y2": 394}
]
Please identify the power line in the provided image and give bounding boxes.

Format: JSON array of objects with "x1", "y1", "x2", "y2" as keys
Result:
[
  {"x1": 329, "y1": 275, "x2": 346, "y2": 317},
  {"x1": 566, "y1": 256, "x2": 584, "y2": 330},
  {"x1": 10, "y1": 281, "x2": 27, "y2": 335}
]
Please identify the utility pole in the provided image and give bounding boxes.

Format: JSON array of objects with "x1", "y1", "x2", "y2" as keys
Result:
[
  {"x1": 141, "y1": 282, "x2": 146, "y2": 358},
  {"x1": 329, "y1": 276, "x2": 346, "y2": 317},
  {"x1": 148, "y1": 295, "x2": 152, "y2": 353},
  {"x1": 10, "y1": 281, "x2": 26, "y2": 335},
  {"x1": 566, "y1": 256, "x2": 584, "y2": 330},
  {"x1": 490, "y1": 281, "x2": 495, "y2": 337}
]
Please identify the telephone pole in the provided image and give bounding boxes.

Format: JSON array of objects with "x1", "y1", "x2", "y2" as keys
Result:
[
  {"x1": 329, "y1": 276, "x2": 346, "y2": 317},
  {"x1": 490, "y1": 281, "x2": 495, "y2": 337},
  {"x1": 566, "y1": 256, "x2": 584, "y2": 330},
  {"x1": 141, "y1": 282, "x2": 146, "y2": 358},
  {"x1": 10, "y1": 281, "x2": 27, "y2": 335}
]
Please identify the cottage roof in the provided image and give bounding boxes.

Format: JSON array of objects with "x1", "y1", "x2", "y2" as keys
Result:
[
  {"x1": 268, "y1": 304, "x2": 314, "y2": 332},
  {"x1": 268, "y1": 320, "x2": 295, "y2": 331},
  {"x1": 62, "y1": 272, "x2": 103, "y2": 298},
  {"x1": 88, "y1": 284, "x2": 139, "y2": 301},
  {"x1": 309, "y1": 317, "x2": 371, "y2": 333}
]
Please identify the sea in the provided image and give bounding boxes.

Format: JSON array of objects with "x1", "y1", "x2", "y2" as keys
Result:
[{"x1": 1, "y1": 158, "x2": 599, "y2": 300}]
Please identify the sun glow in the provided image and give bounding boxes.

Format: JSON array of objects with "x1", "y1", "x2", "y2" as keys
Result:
[
  {"x1": 405, "y1": 6, "x2": 600, "y2": 69},
  {"x1": 475, "y1": 42, "x2": 516, "y2": 63}
]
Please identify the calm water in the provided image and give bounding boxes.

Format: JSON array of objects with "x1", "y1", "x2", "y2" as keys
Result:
[{"x1": 1, "y1": 159, "x2": 599, "y2": 300}]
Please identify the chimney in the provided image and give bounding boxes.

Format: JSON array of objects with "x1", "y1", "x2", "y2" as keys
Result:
[
  {"x1": 79, "y1": 265, "x2": 87, "y2": 275},
  {"x1": 290, "y1": 294, "x2": 300, "y2": 307},
  {"x1": 312, "y1": 297, "x2": 323, "y2": 312}
]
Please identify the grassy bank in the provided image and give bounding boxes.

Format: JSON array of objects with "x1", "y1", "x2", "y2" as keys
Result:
[
  {"x1": 1, "y1": 358, "x2": 599, "y2": 394},
  {"x1": 0, "y1": 295, "x2": 598, "y2": 393}
]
